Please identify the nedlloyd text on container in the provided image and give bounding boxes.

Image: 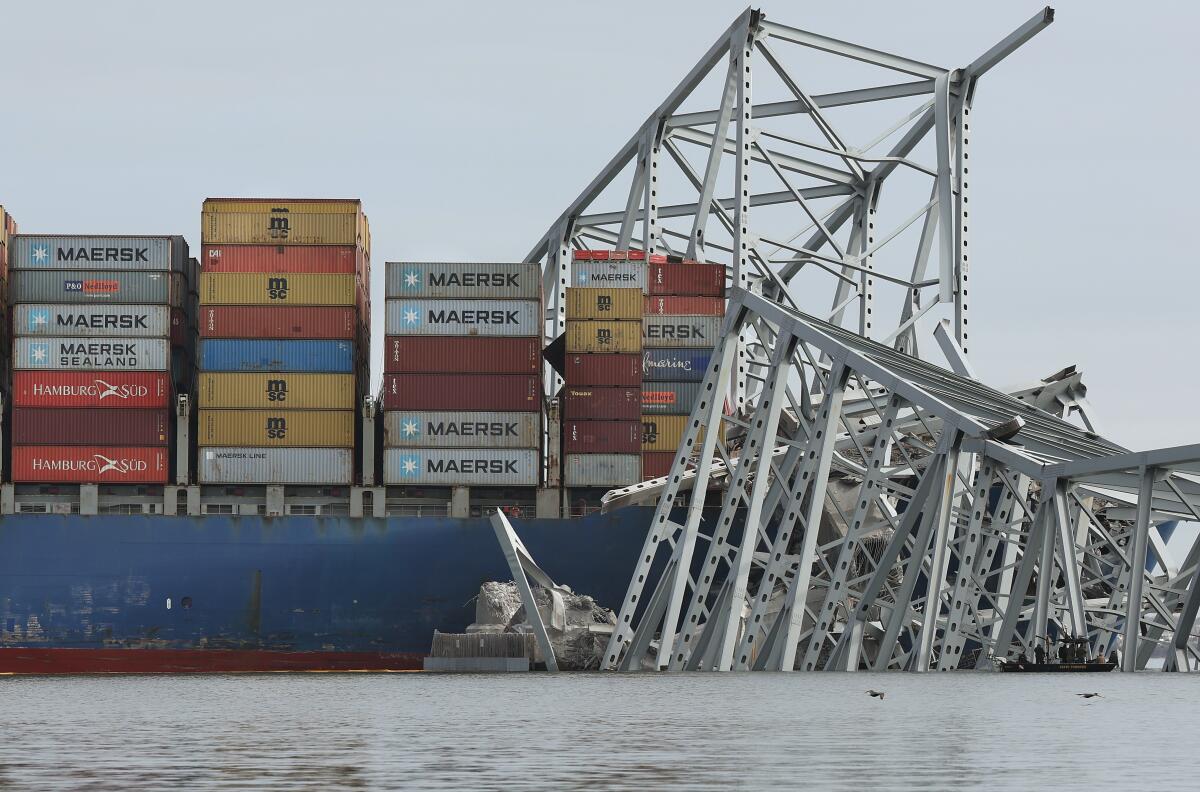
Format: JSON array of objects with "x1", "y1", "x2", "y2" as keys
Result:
[{"x1": 10, "y1": 271, "x2": 186, "y2": 305}]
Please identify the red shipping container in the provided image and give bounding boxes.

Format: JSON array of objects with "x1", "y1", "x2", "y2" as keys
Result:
[
  {"x1": 642, "y1": 451, "x2": 687, "y2": 479},
  {"x1": 563, "y1": 421, "x2": 642, "y2": 454},
  {"x1": 643, "y1": 296, "x2": 725, "y2": 316},
  {"x1": 12, "y1": 408, "x2": 170, "y2": 446},
  {"x1": 383, "y1": 374, "x2": 541, "y2": 411},
  {"x1": 202, "y1": 244, "x2": 366, "y2": 277},
  {"x1": 563, "y1": 353, "x2": 642, "y2": 386},
  {"x1": 200, "y1": 306, "x2": 358, "y2": 339},
  {"x1": 573, "y1": 250, "x2": 666, "y2": 264},
  {"x1": 648, "y1": 262, "x2": 726, "y2": 297},
  {"x1": 12, "y1": 445, "x2": 169, "y2": 484},
  {"x1": 563, "y1": 386, "x2": 641, "y2": 421},
  {"x1": 12, "y1": 371, "x2": 171, "y2": 409},
  {"x1": 385, "y1": 337, "x2": 541, "y2": 374}
]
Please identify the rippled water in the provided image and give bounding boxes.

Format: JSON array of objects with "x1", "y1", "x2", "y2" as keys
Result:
[{"x1": 0, "y1": 672, "x2": 1195, "y2": 790}]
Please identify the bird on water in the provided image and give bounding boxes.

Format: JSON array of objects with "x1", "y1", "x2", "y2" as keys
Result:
[
  {"x1": 866, "y1": 690, "x2": 885, "y2": 700},
  {"x1": 1076, "y1": 693, "x2": 1103, "y2": 699}
]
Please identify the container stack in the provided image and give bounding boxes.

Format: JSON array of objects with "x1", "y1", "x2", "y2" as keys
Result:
[
  {"x1": 196, "y1": 199, "x2": 369, "y2": 486},
  {"x1": 381, "y1": 262, "x2": 542, "y2": 487},
  {"x1": 562, "y1": 251, "x2": 644, "y2": 488},
  {"x1": 0, "y1": 206, "x2": 16, "y2": 410},
  {"x1": 641, "y1": 258, "x2": 727, "y2": 479},
  {"x1": 7, "y1": 235, "x2": 195, "y2": 483}
]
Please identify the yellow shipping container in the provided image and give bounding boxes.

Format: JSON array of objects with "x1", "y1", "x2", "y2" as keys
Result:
[
  {"x1": 202, "y1": 211, "x2": 367, "y2": 247},
  {"x1": 202, "y1": 199, "x2": 362, "y2": 214},
  {"x1": 200, "y1": 273, "x2": 356, "y2": 306},
  {"x1": 566, "y1": 288, "x2": 643, "y2": 321},
  {"x1": 198, "y1": 410, "x2": 355, "y2": 447},
  {"x1": 198, "y1": 373, "x2": 355, "y2": 410},
  {"x1": 566, "y1": 320, "x2": 642, "y2": 353},
  {"x1": 641, "y1": 414, "x2": 725, "y2": 452}
]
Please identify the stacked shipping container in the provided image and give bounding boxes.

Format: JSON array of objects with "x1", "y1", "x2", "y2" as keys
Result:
[
  {"x1": 7, "y1": 235, "x2": 196, "y2": 483},
  {"x1": 0, "y1": 207, "x2": 16, "y2": 420},
  {"x1": 382, "y1": 262, "x2": 542, "y2": 486},
  {"x1": 641, "y1": 259, "x2": 727, "y2": 478},
  {"x1": 197, "y1": 199, "x2": 370, "y2": 485},
  {"x1": 563, "y1": 251, "x2": 644, "y2": 487}
]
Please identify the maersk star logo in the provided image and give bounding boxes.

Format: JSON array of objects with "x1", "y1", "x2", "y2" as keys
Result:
[
  {"x1": 399, "y1": 417, "x2": 420, "y2": 438},
  {"x1": 577, "y1": 271, "x2": 589, "y2": 285},
  {"x1": 31, "y1": 243, "x2": 51, "y2": 265},
  {"x1": 398, "y1": 454, "x2": 421, "y2": 477},
  {"x1": 402, "y1": 269, "x2": 422, "y2": 289},
  {"x1": 402, "y1": 305, "x2": 421, "y2": 327},
  {"x1": 29, "y1": 343, "x2": 49, "y2": 364},
  {"x1": 28, "y1": 309, "x2": 50, "y2": 330}
]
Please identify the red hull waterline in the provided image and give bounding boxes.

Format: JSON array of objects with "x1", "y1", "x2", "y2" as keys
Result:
[{"x1": 0, "y1": 648, "x2": 425, "y2": 675}]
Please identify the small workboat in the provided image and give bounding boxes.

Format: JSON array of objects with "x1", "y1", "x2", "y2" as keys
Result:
[{"x1": 997, "y1": 637, "x2": 1117, "y2": 672}]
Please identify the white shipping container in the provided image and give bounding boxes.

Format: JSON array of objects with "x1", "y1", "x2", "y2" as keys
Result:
[
  {"x1": 572, "y1": 260, "x2": 646, "y2": 290},
  {"x1": 643, "y1": 315, "x2": 722, "y2": 348},
  {"x1": 564, "y1": 454, "x2": 641, "y2": 487},
  {"x1": 384, "y1": 411, "x2": 540, "y2": 448},
  {"x1": 9, "y1": 235, "x2": 188, "y2": 271},
  {"x1": 10, "y1": 270, "x2": 186, "y2": 305},
  {"x1": 199, "y1": 447, "x2": 353, "y2": 485},
  {"x1": 385, "y1": 262, "x2": 540, "y2": 299},
  {"x1": 385, "y1": 299, "x2": 540, "y2": 336},
  {"x1": 383, "y1": 448, "x2": 539, "y2": 486},
  {"x1": 14, "y1": 337, "x2": 170, "y2": 371},
  {"x1": 14, "y1": 304, "x2": 172, "y2": 337},
  {"x1": 573, "y1": 261, "x2": 648, "y2": 289}
]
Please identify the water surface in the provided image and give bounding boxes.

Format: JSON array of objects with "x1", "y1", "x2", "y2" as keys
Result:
[{"x1": 1, "y1": 672, "x2": 1194, "y2": 790}]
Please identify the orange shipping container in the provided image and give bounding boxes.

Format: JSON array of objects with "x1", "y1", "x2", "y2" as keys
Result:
[{"x1": 202, "y1": 244, "x2": 367, "y2": 277}]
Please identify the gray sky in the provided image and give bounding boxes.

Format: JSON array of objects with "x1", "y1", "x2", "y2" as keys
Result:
[{"x1": 3, "y1": 1, "x2": 1195, "y2": 450}]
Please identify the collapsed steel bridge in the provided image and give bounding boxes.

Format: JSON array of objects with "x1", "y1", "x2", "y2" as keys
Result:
[
  {"x1": 525, "y1": 7, "x2": 1200, "y2": 670},
  {"x1": 601, "y1": 288, "x2": 1200, "y2": 672}
]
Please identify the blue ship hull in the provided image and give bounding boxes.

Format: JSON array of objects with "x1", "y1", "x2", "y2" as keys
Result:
[{"x1": 0, "y1": 509, "x2": 651, "y2": 673}]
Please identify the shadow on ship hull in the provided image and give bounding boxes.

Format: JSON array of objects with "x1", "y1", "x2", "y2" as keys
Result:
[{"x1": 0, "y1": 509, "x2": 654, "y2": 674}]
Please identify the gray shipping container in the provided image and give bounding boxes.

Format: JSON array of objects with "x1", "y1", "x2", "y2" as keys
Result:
[
  {"x1": 385, "y1": 262, "x2": 540, "y2": 299},
  {"x1": 385, "y1": 299, "x2": 540, "y2": 336},
  {"x1": 564, "y1": 454, "x2": 641, "y2": 487},
  {"x1": 9, "y1": 235, "x2": 189, "y2": 272},
  {"x1": 572, "y1": 260, "x2": 646, "y2": 290},
  {"x1": 10, "y1": 270, "x2": 186, "y2": 306},
  {"x1": 384, "y1": 411, "x2": 540, "y2": 448},
  {"x1": 641, "y1": 381, "x2": 704, "y2": 415},
  {"x1": 14, "y1": 304, "x2": 172, "y2": 338},
  {"x1": 643, "y1": 315, "x2": 722, "y2": 348},
  {"x1": 199, "y1": 447, "x2": 353, "y2": 485},
  {"x1": 14, "y1": 337, "x2": 170, "y2": 371},
  {"x1": 383, "y1": 448, "x2": 539, "y2": 486}
]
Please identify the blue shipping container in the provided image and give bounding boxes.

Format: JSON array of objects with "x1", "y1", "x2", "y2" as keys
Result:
[
  {"x1": 200, "y1": 340, "x2": 354, "y2": 373},
  {"x1": 643, "y1": 349, "x2": 713, "y2": 382}
]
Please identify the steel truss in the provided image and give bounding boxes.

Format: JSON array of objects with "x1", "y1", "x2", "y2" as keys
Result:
[
  {"x1": 529, "y1": 6, "x2": 1055, "y2": 404},
  {"x1": 600, "y1": 288, "x2": 1200, "y2": 672}
]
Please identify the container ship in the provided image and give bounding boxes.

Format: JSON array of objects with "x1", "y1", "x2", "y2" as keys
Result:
[{"x1": 0, "y1": 199, "x2": 726, "y2": 673}]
